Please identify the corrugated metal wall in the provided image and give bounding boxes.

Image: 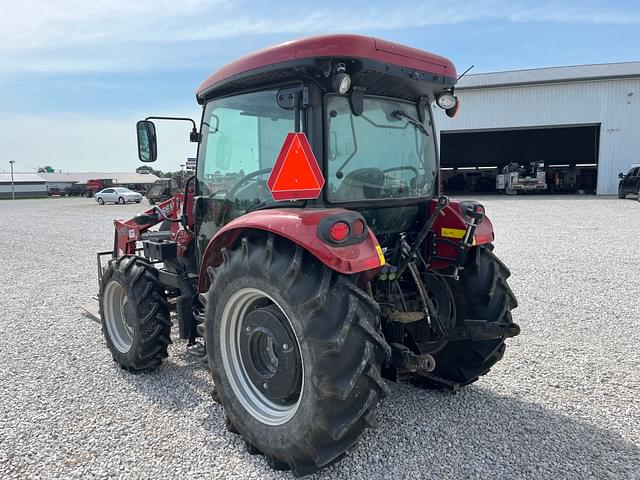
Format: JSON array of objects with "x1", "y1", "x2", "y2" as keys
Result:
[
  {"x1": 434, "y1": 78, "x2": 640, "y2": 194},
  {"x1": 0, "y1": 183, "x2": 47, "y2": 199}
]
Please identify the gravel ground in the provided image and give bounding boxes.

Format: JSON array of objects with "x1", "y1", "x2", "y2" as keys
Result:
[{"x1": 1, "y1": 195, "x2": 639, "y2": 479}]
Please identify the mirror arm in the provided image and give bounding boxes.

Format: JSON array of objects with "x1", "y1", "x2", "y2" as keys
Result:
[{"x1": 145, "y1": 116, "x2": 200, "y2": 143}]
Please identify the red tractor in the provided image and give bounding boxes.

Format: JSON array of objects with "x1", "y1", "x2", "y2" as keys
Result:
[{"x1": 98, "y1": 34, "x2": 518, "y2": 476}]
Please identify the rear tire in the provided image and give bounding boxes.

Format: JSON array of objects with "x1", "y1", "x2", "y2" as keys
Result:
[
  {"x1": 203, "y1": 234, "x2": 390, "y2": 476},
  {"x1": 432, "y1": 245, "x2": 518, "y2": 386},
  {"x1": 100, "y1": 256, "x2": 171, "y2": 371},
  {"x1": 118, "y1": 197, "x2": 125, "y2": 204}
]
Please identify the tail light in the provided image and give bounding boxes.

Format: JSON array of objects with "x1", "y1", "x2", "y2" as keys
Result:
[
  {"x1": 329, "y1": 222, "x2": 350, "y2": 242},
  {"x1": 459, "y1": 201, "x2": 485, "y2": 224},
  {"x1": 318, "y1": 213, "x2": 368, "y2": 246},
  {"x1": 352, "y1": 219, "x2": 366, "y2": 236}
]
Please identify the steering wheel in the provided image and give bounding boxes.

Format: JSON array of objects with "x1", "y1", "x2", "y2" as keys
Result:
[
  {"x1": 228, "y1": 168, "x2": 272, "y2": 198},
  {"x1": 382, "y1": 166, "x2": 421, "y2": 196},
  {"x1": 383, "y1": 166, "x2": 420, "y2": 178}
]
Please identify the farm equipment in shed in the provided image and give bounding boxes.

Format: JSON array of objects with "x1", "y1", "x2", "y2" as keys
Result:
[
  {"x1": 96, "y1": 34, "x2": 519, "y2": 476},
  {"x1": 496, "y1": 161, "x2": 547, "y2": 194}
]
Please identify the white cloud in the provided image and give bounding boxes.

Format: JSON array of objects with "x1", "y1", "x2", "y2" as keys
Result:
[
  {"x1": 0, "y1": 0, "x2": 638, "y2": 74},
  {"x1": 0, "y1": 0, "x2": 219, "y2": 50}
]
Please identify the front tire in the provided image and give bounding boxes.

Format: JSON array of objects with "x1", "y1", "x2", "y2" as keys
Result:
[
  {"x1": 100, "y1": 256, "x2": 171, "y2": 371},
  {"x1": 619, "y1": 186, "x2": 626, "y2": 199},
  {"x1": 97, "y1": 197, "x2": 104, "y2": 205},
  {"x1": 431, "y1": 245, "x2": 518, "y2": 386},
  {"x1": 118, "y1": 197, "x2": 125, "y2": 204},
  {"x1": 203, "y1": 234, "x2": 390, "y2": 475}
]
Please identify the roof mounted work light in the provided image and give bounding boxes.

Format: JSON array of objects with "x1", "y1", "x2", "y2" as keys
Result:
[
  {"x1": 332, "y1": 72, "x2": 351, "y2": 95},
  {"x1": 331, "y1": 63, "x2": 351, "y2": 95},
  {"x1": 436, "y1": 92, "x2": 457, "y2": 110}
]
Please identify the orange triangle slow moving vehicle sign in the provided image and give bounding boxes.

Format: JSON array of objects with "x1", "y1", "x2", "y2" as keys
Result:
[{"x1": 267, "y1": 132, "x2": 325, "y2": 201}]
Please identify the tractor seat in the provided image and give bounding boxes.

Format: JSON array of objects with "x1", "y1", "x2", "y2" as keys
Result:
[
  {"x1": 141, "y1": 231, "x2": 173, "y2": 242},
  {"x1": 335, "y1": 168, "x2": 385, "y2": 201}
]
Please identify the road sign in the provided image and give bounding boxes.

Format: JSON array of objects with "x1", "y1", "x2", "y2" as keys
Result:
[
  {"x1": 186, "y1": 157, "x2": 196, "y2": 172},
  {"x1": 267, "y1": 133, "x2": 324, "y2": 201}
]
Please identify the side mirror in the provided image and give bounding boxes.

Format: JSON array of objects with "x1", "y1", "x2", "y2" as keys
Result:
[
  {"x1": 618, "y1": 172, "x2": 624, "y2": 179},
  {"x1": 136, "y1": 120, "x2": 157, "y2": 162}
]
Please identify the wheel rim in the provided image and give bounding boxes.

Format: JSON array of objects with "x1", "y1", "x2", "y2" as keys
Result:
[
  {"x1": 119, "y1": 197, "x2": 124, "y2": 204},
  {"x1": 98, "y1": 198, "x2": 104, "y2": 204},
  {"x1": 421, "y1": 275, "x2": 456, "y2": 355},
  {"x1": 219, "y1": 288, "x2": 303, "y2": 426},
  {"x1": 103, "y1": 281, "x2": 135, "y2": 353}
]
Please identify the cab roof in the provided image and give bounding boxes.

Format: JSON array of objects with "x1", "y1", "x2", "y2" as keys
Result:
[{"x1": 196, "y1": 34, "x2": 457, "y2": 103}]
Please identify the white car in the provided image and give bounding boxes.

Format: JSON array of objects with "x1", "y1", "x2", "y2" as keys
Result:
[{"x1": 95, "y1": 187, "x2": 143, "y2": 205}]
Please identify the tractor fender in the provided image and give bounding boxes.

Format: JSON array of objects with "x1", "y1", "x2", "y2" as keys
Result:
[
  {"x1": 197, "y1": 208, "x2": 385, "y2": 292},
  {"x1": 430, "y1": 200, "x2": 495, "y2": 270}
]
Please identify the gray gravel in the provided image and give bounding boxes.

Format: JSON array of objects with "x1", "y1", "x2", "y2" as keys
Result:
[{"x1": 0, "y1": 195, "x2": 639, "y2": 479}]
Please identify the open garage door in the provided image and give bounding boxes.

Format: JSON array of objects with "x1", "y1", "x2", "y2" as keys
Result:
[{"x1": 440, "y1": 124, "x2": 600, "y2": 194}]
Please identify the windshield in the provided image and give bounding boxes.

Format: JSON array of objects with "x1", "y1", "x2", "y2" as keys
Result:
[{"x1": 325, "y1": 95, "x2": 437, "y2": 202}]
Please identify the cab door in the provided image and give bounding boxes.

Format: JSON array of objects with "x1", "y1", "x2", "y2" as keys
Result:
[
  {"x1": 622, "y1": 167, "x2": 639, "y2": 194},
  {"x1": 102, "y1": 188, "x2": 116, "y2": 202},
  {"x1": 633, "y1": 167, "x2": 640, "y2": 193},
  {"x1": 194, "y1": 88, "x2": 297, "y2": 260}
]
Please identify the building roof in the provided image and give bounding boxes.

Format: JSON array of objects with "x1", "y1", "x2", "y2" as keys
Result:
[
  {"x1": 37, "y1": 172, "x2": 159, "y2": 184},
  {"x1": 0, "y1": 173, "x2": 45, "y2": 183},
  {"x1": 457, "y1": 61, "x2": 640, "y2": 90}
]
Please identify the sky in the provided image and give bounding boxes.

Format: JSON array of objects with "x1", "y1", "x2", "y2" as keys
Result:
[{"x1": 0, "y1": 0, "x2": 639, "y2": 173}]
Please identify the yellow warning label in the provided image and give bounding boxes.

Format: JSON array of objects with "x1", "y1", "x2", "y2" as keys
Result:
[
  {"x1": 441, "y1": 227, "x2": 466, "y2": 239},
  {"x1": 375, "y1": 245, "x2": 386, "y2": 265}
]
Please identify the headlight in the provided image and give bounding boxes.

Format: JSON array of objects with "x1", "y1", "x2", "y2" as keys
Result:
[{"x1": 436, "y1": 93, "x2": 457, "y2": 110}]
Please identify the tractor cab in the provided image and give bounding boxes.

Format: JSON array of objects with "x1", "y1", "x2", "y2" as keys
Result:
[
  {"x1": 136, "y1": 34, "x2": 460, "y2": 257},
  {"x1": 100, "y1": 34, "x2": 518, "y2": 476}
]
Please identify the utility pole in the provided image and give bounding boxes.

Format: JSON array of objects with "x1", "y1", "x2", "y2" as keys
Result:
[
  {"x1": 180, "y1": 163, "x2": 185, "y2": 188},
  {"x1": 9, "y1": 160, "x2": 15, "y2": 200}
]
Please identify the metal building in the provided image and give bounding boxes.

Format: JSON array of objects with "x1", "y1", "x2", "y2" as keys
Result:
[
  {"x1": 434, "y1": 62, "x2": 640, "y2": 195},
  {"x1": 0, "y1": 173, "x2": 47, "y2": 199},
  {"x1": 38, "y1": 172, "x2": 160, "y2": 193}
]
